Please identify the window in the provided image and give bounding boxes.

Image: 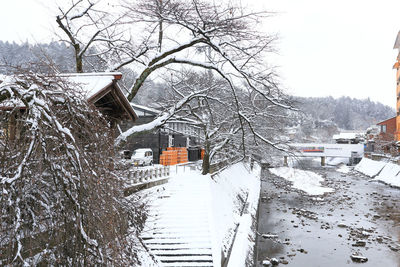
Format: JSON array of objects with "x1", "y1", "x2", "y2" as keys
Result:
[{"x1": 381, "y1": 125, "x2": 387, "y2": 133}]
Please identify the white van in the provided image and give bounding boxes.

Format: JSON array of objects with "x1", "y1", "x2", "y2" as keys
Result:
[{"x1": 131, "y1": 148, "x2": 153, "y2": 166}]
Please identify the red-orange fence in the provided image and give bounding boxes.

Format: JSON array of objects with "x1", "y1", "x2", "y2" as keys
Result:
[{"x1": 160, "y1": 147, "x2": 188, "y2": 165}]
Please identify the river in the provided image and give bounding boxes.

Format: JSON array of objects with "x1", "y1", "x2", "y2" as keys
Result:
[{"x1": 255, "y1": 159, "x2": 400, "y2": 266}]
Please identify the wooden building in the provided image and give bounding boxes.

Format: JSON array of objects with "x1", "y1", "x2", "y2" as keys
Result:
[
  {"x1": 120, "y1": 104, "x2": 203, "y2": 163},
  {"x1": 0, "y1": 72, "x2": 137, "y2": 140},
  {"x1": 377, "y1": 116, "x2": 396, "y2": 141},
  {"x1": 62, "y1": 72, "x2": 137, "y2": 124}
]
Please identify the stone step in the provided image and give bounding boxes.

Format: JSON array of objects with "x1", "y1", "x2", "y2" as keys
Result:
[
  {"x1": 160, "y1": 262, "x2": 213, "y2": 267},
  {"x1": 158, "y1": 255, "x2": 213, "y2": 263},
  {"x1": 142, "y1": 237, "x2": 212, "y2": 244},
  {"x1": 150, "y1": 248, "x2": 212, "y2": 255},
  {"x1": 145, "y1": 244, "x2": 212, "y2": 251}
]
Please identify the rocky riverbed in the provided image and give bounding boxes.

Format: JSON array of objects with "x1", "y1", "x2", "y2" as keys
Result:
[{"x1": 255, "y1": 160, "x2": 400, "y2": 266}]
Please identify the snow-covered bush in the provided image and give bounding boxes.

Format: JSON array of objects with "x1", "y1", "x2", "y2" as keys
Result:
[{"x1": 0, "y1": 70, "x2": 145, "y2": 265}]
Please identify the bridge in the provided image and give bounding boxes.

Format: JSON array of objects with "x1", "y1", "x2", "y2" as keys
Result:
[{"x1": 285, "y1": 143, "x2": 364, "y2": 166}]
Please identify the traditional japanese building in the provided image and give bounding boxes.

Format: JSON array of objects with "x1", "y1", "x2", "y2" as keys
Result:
[{"x1": 0, "y1": 72, "x2": 137, "y2": 140}]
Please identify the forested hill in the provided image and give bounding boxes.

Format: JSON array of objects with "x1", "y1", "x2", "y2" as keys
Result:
[
  {"x1": 0, "y1": 41, "x2": 395, "y2": 132},
  {"x1": 0, "y1": 40, "x2": 75, "y2": 73},
  {"x1": 294, "y1": 96, "x2": 395, "y2": 130}
]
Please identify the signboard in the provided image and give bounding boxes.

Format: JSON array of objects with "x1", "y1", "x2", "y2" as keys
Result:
[{"x1": 289, "y1": 143, "x2": 364, "y2": 158}]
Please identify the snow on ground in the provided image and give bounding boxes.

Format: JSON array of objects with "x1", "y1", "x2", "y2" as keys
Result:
[
  {"x1": 337, "y1": 164, "x2": 351, "y2": 174},
  {"x1": 326, "y1": 157, "x2": 349, "y2": 166},
  {"x1": 270, "y1": 167, "x2": 334, "y2": 195},
  {"x1": 354, "y1": 158, "x2": 386, "y2": 177},
  {"x1": 210, "y1": 163, "x2": 261, "y2": 267}
]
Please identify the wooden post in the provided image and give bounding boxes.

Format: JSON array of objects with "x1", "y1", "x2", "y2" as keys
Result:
[
  {"x1": 321, "y1": 156, "x2": 326, "y2": 166},
  {"x1": 284, "y1": 156, "x2": 288, "y2": 167},
  {"x1": 9, "y1": 114, "x2": 16, "y2": 141}
]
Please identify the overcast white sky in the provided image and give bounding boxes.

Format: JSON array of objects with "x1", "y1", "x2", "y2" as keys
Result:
[{"x1": 0, "y1": 0, "x2": 399, "y2": 108}]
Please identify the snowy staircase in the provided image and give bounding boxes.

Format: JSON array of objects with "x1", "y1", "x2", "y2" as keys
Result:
[{"x1": 141, "y1": 171, "x2": 217, "y2": 267}]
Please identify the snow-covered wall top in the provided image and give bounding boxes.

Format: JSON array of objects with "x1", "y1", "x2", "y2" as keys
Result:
[
  {"x1": 333, "y1": 132, "x2": 363, "y2": 140},
  {"x1": 355, "y1": 158, "x2": 400, "y2": 187}
]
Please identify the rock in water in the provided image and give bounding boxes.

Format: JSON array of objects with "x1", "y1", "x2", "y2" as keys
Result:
[
  {"x1": 271, "y1": 258, "x2": 279, "y2": 265},
  {"x1": 262, "y1": 234, "x2": 279, "y2": 239},
  {"x1": 350, "y1": 253, "x2": 368, "y2": 263},
  {"x1": 262, "y1": 259, "x2": 272, "y2": 266},
  {"x1": 352, "y1": 240, "x2": 366, "y2": 247}
]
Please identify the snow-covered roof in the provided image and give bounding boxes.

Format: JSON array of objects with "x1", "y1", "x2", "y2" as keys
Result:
[
  {"x1": 60, "y1": 72, "x2": 122, "y2": 101},
  {"x1": 131, "y1": 103, "x2": 161, "y2": 116},
  {"x1": 0, "y1": 72, "x2": 137, "y2": 121},
  {"x1": 60, "y1": 72, "x2": 137, "y2": 121},
  {"x1": 376, "y1": 116, "x2": 396, "y2": 125},
  {"x1": 130, "y1": 104, "x2": 200, "y2": 126},
  {"x1": 332, "y1": 132, "x2": 363, "y2": 140},
  {"x1": 167, "y1": 117, "x2": 201, "y2": 125}
]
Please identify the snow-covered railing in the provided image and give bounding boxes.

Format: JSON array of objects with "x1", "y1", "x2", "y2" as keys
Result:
[
  {"x1": 210, "y1": 156, "x2": 241, "y2": 175},
  {"x1": 127, "y1": 166, "x2": 170, "y2": 185},
  {"x1": 124, "y1": 166, "x2": 171, "y2": 196}
]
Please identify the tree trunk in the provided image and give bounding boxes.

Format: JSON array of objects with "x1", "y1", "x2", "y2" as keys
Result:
[
  {"x1": 76, "y1": 57, "x2": 83, "y2": 73},
  {"x1": 202, "y1": 136, "x2": 210, "y2": 175},
  {"x1": 157, "y1": 0, "x2": 163, "y2": 52},
  {"x1": 202, "y1": 151, "x2": 210, "y2": 175},
  {"x1": 74, "y1": 44, "x2": 83, "y2": 73}
]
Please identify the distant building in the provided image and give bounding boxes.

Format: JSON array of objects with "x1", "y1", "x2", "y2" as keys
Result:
[
  {"x1": 376, "y1": 116, "x2": 396, "y2": 141},
  {"x1": 393, "y1": 31, "x2": 400, "y2": 141},
  {"x1": 333, "y1": 132, "x2": 364, "y2": 144},
  {"x1": 373, "y1": 117, "x2": 397, "y2": 153}
]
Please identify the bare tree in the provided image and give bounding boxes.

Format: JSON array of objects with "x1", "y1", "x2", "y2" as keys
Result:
[
  {"x1": 54, "y1": 0, "x2": 295, "y2": 172},
  {"x1": 159, "y1": 70, "x2": 291, "y2": 174},
  {"x1": 55, "y1": 0, "x2": 148, "y2": 72},
  {"x1": 115, "y1": 0, "x2": 294, "y2": 141},
  {"x1": 0, "y1": 68, "x2": 145, "y2": 265}
]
